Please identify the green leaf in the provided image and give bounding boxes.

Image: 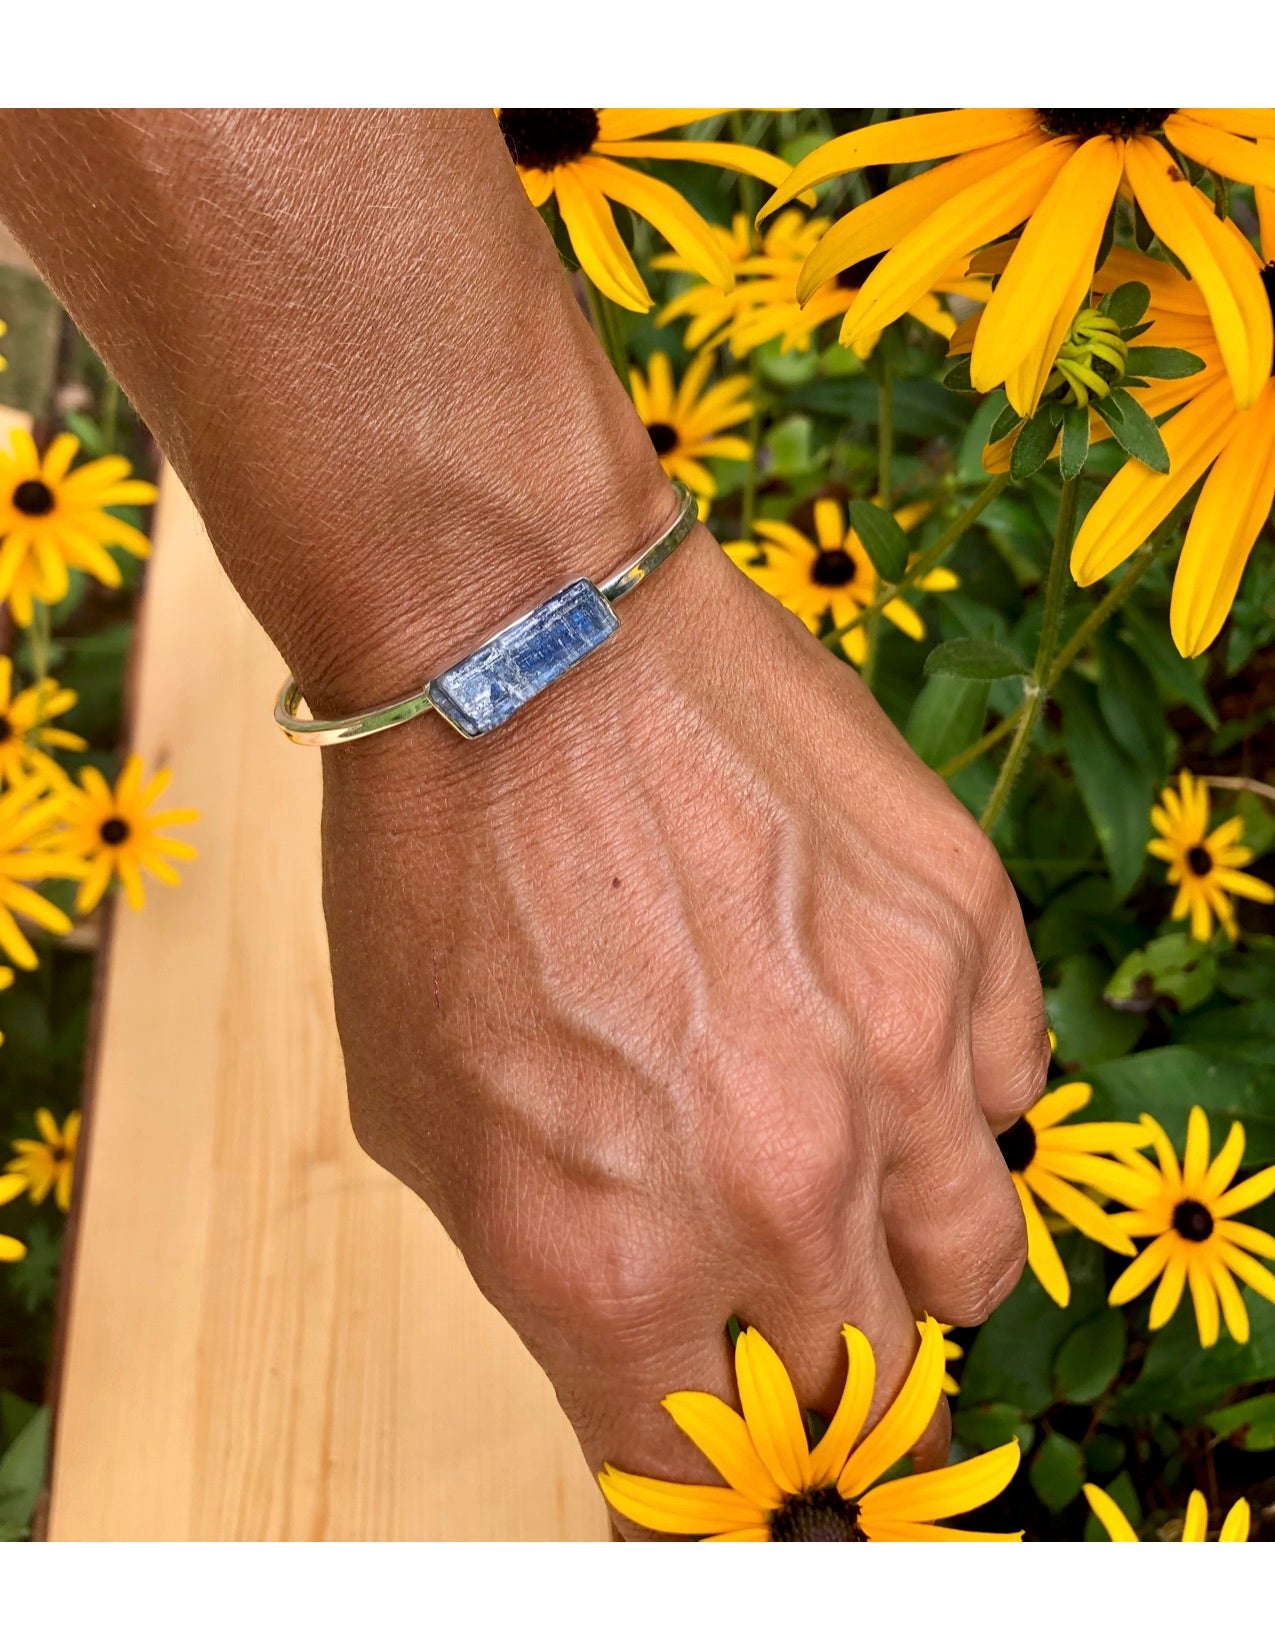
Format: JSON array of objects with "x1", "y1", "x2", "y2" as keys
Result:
[
  {"x1": 1010, "y1": 404, "x2": 1060, "y2": 481},
  {"x1": 766, "y1": 413, "x2": 824, "y2": 480},
  {"x1": 987, "y1": 398, "x2": 1023, "y2": 447},
  {"x1": 953, "y1": 1403, "x2": 1035, "y2": 1457},
  {"x1": 1104, "y1": 934, "x2": 1218, "y2": 1015},
  {"x1": 1176, "y1": 1001, "x2": 1275, "y2": 1064},
  {"x1": 849, "y1": 499, "x2": 910, "y2": 583},
  {"x1": 905, "y1": 675, "x2": 991, "y2": 770},
  {"x1": 1054, "y1": 1312, "x2": 1127, "y2": 1404},
  {"x1": 1029, "y1": 1433, "x2": 1086, "y2": 1512},
  {"x1": 1086, "y1": 1046, "x2": 1275, "y2": 1165},
  {"x1": 1095, "y1": 634, "x2": 1167, "y2": 777},
  {"x1": 1203, "y1": 1394, "x2": 1275, "y2": 1451},
  {"x1": 1045, "y1": 953, "x2": 1143, "y2": 1068},
  {"x1": 1218, "y1": 938, "x2": 1275, "y2": 1002},
  {"x1": 1099, "y1": 282, "x2": 1150, "y2": 328},
  {"x1": 1059, "y1": 404, "x2": 1089, "y2": 481},
  {"x1": 1056, "y1": 676, "x2": 1155, "y2": 898},
  {"x1": 1120, "y1": 607, "x2": 1218, "y2": 729},
  {"x1": 1098, "y1": 388, "x2": 1170, "y2": 473},
  {"x1": 943, "y1": 354, "x2": 973, "y2": 392},
  {"x1": 0, "y1": 1407, "x2": 49, "y2": 1536},
  {"x1": 923, "y1": 637, "x2": 1030, "y2": 682},
  {"x1": 1110, "y1": 1292, "x2": 1275, "y2": 1422},
  {"x1": 1122, "y1": 346, "x2": 1206, "y2": 380}
]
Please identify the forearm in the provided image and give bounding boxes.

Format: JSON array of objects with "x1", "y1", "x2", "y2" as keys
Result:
[{"x1": 0, "y1": 107, "x2": 679, "y2": 716}]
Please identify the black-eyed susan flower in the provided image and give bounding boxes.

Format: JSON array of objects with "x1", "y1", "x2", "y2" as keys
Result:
[
  {"x1": 0, "y1": 429, "x2": 156, "y2": 627},
  {"x1": 654, "y1": 210, "x2": 826, "y2": 352},
  {"x1": 7, "y1": 1109, "x2": 79, "y2": 1213},
  {"x1": 761, "y1": 109, "x2": 1274, "y2": 417},
  {"x1": 725, "y1": 497, "x2": 954, "y2": 665},
  {"x1": 1072, "y1": 188, "x2": 1275, "y2": 658},
  {"x1": 1084, "y1": 1483, "x2": 1250, "y2": 1543},
  {"x1": 1148, "y1": 771, "x2": 1274, "y2": 943},
  {"x1": 53, "y1": 755, "x2": 197, "y2": 914},
  {"x1": 0, "y1": 1174, "x2": 26, "y2": 1264},
  {"x1": 0, "y1": 776, "x2": 80, "y2": 970},
  {"x1": 497, "y1": 109, "x2": 798, "y2": 313},
  {"x1": 599, "y1": 1316, "x2": 1021, "y2": 1541},
  {"x1": 1108, "y1": 1106, "x2": 1275, "y2": 1347},
  {"x1": 996, "y1": 1082, "x2": 1150, "y2": 1309},
  {"x1": 0, "y1": 658, "x2": 87, "y2": 789},
  {"x1": 629, "y1": 351, "x2": 752, "y2": 501}
]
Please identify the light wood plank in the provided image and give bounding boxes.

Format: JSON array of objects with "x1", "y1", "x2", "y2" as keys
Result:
[{"x1": 48, "y1": 468, "x2": 609, "y2": 1540}]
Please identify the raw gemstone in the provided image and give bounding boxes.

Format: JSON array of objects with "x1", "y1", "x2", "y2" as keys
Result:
[{"x1": 428, "y1": 578, "x2": 619, "y2": 738}]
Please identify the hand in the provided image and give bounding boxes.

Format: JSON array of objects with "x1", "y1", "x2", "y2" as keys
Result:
[{"x1": 319, "y1": 508, "x2": 1048, "y2": 1529}]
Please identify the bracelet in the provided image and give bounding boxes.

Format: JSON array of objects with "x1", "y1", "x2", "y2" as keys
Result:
[{"x1": 273, "y1": 481, "x2": 698, "y2": 746}]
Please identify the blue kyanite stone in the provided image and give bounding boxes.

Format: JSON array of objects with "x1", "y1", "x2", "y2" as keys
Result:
[{"x1": 428, "y1": 578, "x2": 619, "y2": 737}]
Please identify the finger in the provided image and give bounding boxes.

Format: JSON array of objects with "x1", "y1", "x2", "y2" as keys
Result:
[{"x1": 970, "y1": 873, "x2": 1051, "y2": 1130}]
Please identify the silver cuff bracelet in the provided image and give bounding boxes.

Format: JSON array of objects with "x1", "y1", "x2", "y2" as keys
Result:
[{"x1": 273, "y1": 481, "x2": 697, "y2": 746}]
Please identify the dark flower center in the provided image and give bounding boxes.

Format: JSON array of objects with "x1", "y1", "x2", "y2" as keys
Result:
[
  {"x1": 812, "y1": 548, "x2": 858, "y2": 587},
  {"x1": 12, "y1": 479, "x2": 55, "y2": 517},
  {"x1": 99, "y1": 816, "x2": 130, "y2": 846},
  {"x1": 645, "y1": 421, "x2": 679, "y2": 457},
  {"x1": 835, "y1": 252, "x2": 886, "y2": 291},
  {"x1": 1172, "y1": 1198, "x2": 1215, "y2": 1242},
  {"x1": 498, "y1": 109, "x2": 600, "y2": 173},
  {"x1": 998, "y1": 1115, "x2": 1037, "y2": 1175},
  {"x1": 50, "y1": 1145, "x2": 67, "y2": 1164},
  {"x1": 1037, "y1": 109, "x2": 1176, "y2": 139},
  {"x1": 1187, "y1": 844, "x2": 1213, "y2": 877},
  {"x1": 0, "y1": 716, "x2": 12, "y2": 743},
  {"x1": 770, "y1": 1484, "x2": 867, "y2": 1541}
]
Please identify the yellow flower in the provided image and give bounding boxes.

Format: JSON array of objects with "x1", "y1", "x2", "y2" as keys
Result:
[
  {"x1": 7, "y1": 1108, "x2": 79, "y2": 1213},
  {"x1": 497, "y1": 109, "x2": 798, "y2": 313},
  {"x1": 654, "y1": 210, "x2": 826, "y2": 351},
  {"x1": 724, "y1": 496, "x2": 955, "y2": 665},
  {"x1": 0, "y1": 776, "x2": 81, "y2": 970},
  {"x1": 1072, "y1": 198, "x2": 1275, "y2": 658},
  {"x1": 1148, "y1": 771, "x2": 1274, "y2": 942},
  {"x1": 997, "y1": 1082, "x2": 1150, "y2": 1309},
  {"x1": 761, "y1": 109, "x2": 1274, "y2": 417},
  {"x1": 0, "y1": 1173, "x2": 27, "y2": 1263},
  {"x1": 0, "y1": 657, "x2": 88, "y2": 788},
  {"x1": 629, "y1": 351, "x2": 752, "y2": 500},
  {"x1": 599, "y1": 1317, "x2": 1021, "y2": 1541},
  {"x1": 1108, "y1": 1106, "x2": 1275, "y2": 1347},
  {"x1": 0, "y1": 429, "x2": 156, "y2": 627},
  {"x1": 1084, "y1": 1483, "x2": 1250, "y2": 1543},
  {"x1": 53, "y1": 755, "x2": 198, "y2": 914}
]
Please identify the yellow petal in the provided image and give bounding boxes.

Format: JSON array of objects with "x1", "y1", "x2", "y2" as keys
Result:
[
  {"x1": 597, "y1": 1466, "x2": 765, "y2": 1535},
  {"x1": 1219, "y1": 1498, "x2": 1251, "y2": 1542},
  {"x1": 1083, "y1": 1484, "x2": 1139, "y2": 1542},
  {"x1": 1148, "y1": 1249, "x2": 1188, "y2": 1330},
  {"x1": 1187, "y1": 1249, "x2": 1221, "y2": 1347},
  {"x1": 1182, "y1": 1106, "x2": 1211, "y2": 1192},
  {"x1": 759, "y1": 108, "x2": 1042, "y2": 221},
  {"x1": 583, "y1": 156, "x2": 733, "y2": 289},
  {"x1": 734, "y1": 1328, "x2": 811, "y2": 1496},
  {"x1": 1181, "y1": 1489, "x2": 1209, "y2": 1542},
  {"x1": 1209, "y1": 1251, "x2": 1250, "y2": 1344},
  {"x1": 661, "y1": 1389, "x2": 783, "y2": 1509},
  {"x1": 971, "y1": 136, "x2": 1122, "y2": 398},
  {"x1": 808, "y1": 1325, "x2": 875, "y2": 1486},
  {"x1": 1026, "y1": 1166, "x2": 1136, "y2": 1255},
  {"x1": 860, "y1": 1518, "x2": 1022, "y2": 1542},
  {"x1": 1017, "y1": 1177, "x2": 1070, "y2": 1307},
  {"x1": 1124, "y1": 136, "x2": 1270, "y2": 410},
  {"x1": 596, "y1": 139, "x2": 803, "y2": 196},
  {"x1": 840, "y1": 140, "x2": 1075, "y2": 350},
  {"x1": 1071, "y1": 374, "x2": 1237, "y2": 587},
  {"x1": 1213, "y1": 1162, "x2": 1275, "y2": 1219},
  {"x1": 1027, "y1": 1083, "x2": 1092, "y2": 1131},
  {"x1": 553, "y1": 164, "x2": 651, "y2": 312},
  {"x1": 1216, "y1": 1241, "x2": 1275, "y2": 1304},
  {"x1": 837, "y1": 1318, "x2": 943, "y2": 1499},
  {"x1": 1108, "y1": 1231, "x2": 1176, "y2": 1307},
  {"x1": 594, "y1": 109, "x2": 732, "y2": 142},
  {"x1": 1164, "y1": 114, "x2": 1275, "y2": 191},
  {"x1": 860, "y1": 1440, "x2": 1020, "y2": 1524},
  {"x1": 1170, "y1": 384, "x2": 1275, "y2": 657}
]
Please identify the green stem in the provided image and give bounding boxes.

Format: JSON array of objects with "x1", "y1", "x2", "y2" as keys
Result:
[
  {"x1": 941, "y1": 514, "x2": 1174, "y2": 780},
  {"x1": 980, "y1": 474, "x2": 1082, "y2": 833},
  {"x1": 584, "y1": 280, "x2": 630, "y2": 385},
  {"x1": 825, "y1": 473, "x2": 1010, "y2": 649},
  {"x1": 29, "y1": 598, "x2": 51, "y2": 686}
]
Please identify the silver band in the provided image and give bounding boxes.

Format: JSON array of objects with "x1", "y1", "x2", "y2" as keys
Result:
[{"x1": 274, "y1": 481, "x2": 698, "y2": 746}]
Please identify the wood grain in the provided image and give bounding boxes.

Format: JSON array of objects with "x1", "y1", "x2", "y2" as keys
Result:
[{"x1": 47, "y1": 468, "x2": 609, "y2": 1540}]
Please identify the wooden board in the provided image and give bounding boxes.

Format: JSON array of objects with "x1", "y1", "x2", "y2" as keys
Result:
[{"x1": 47, "y1": 468, "x2": 609, "y2": 1540}]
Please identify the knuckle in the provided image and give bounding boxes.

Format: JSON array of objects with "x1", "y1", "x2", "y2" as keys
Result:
[
  {"x1": 951, "y1": 1177, "x2": 1028, "y2": 1324},
  {"x1": 721, "y1": 1094, "x2": 856, "y2": 1253}
]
